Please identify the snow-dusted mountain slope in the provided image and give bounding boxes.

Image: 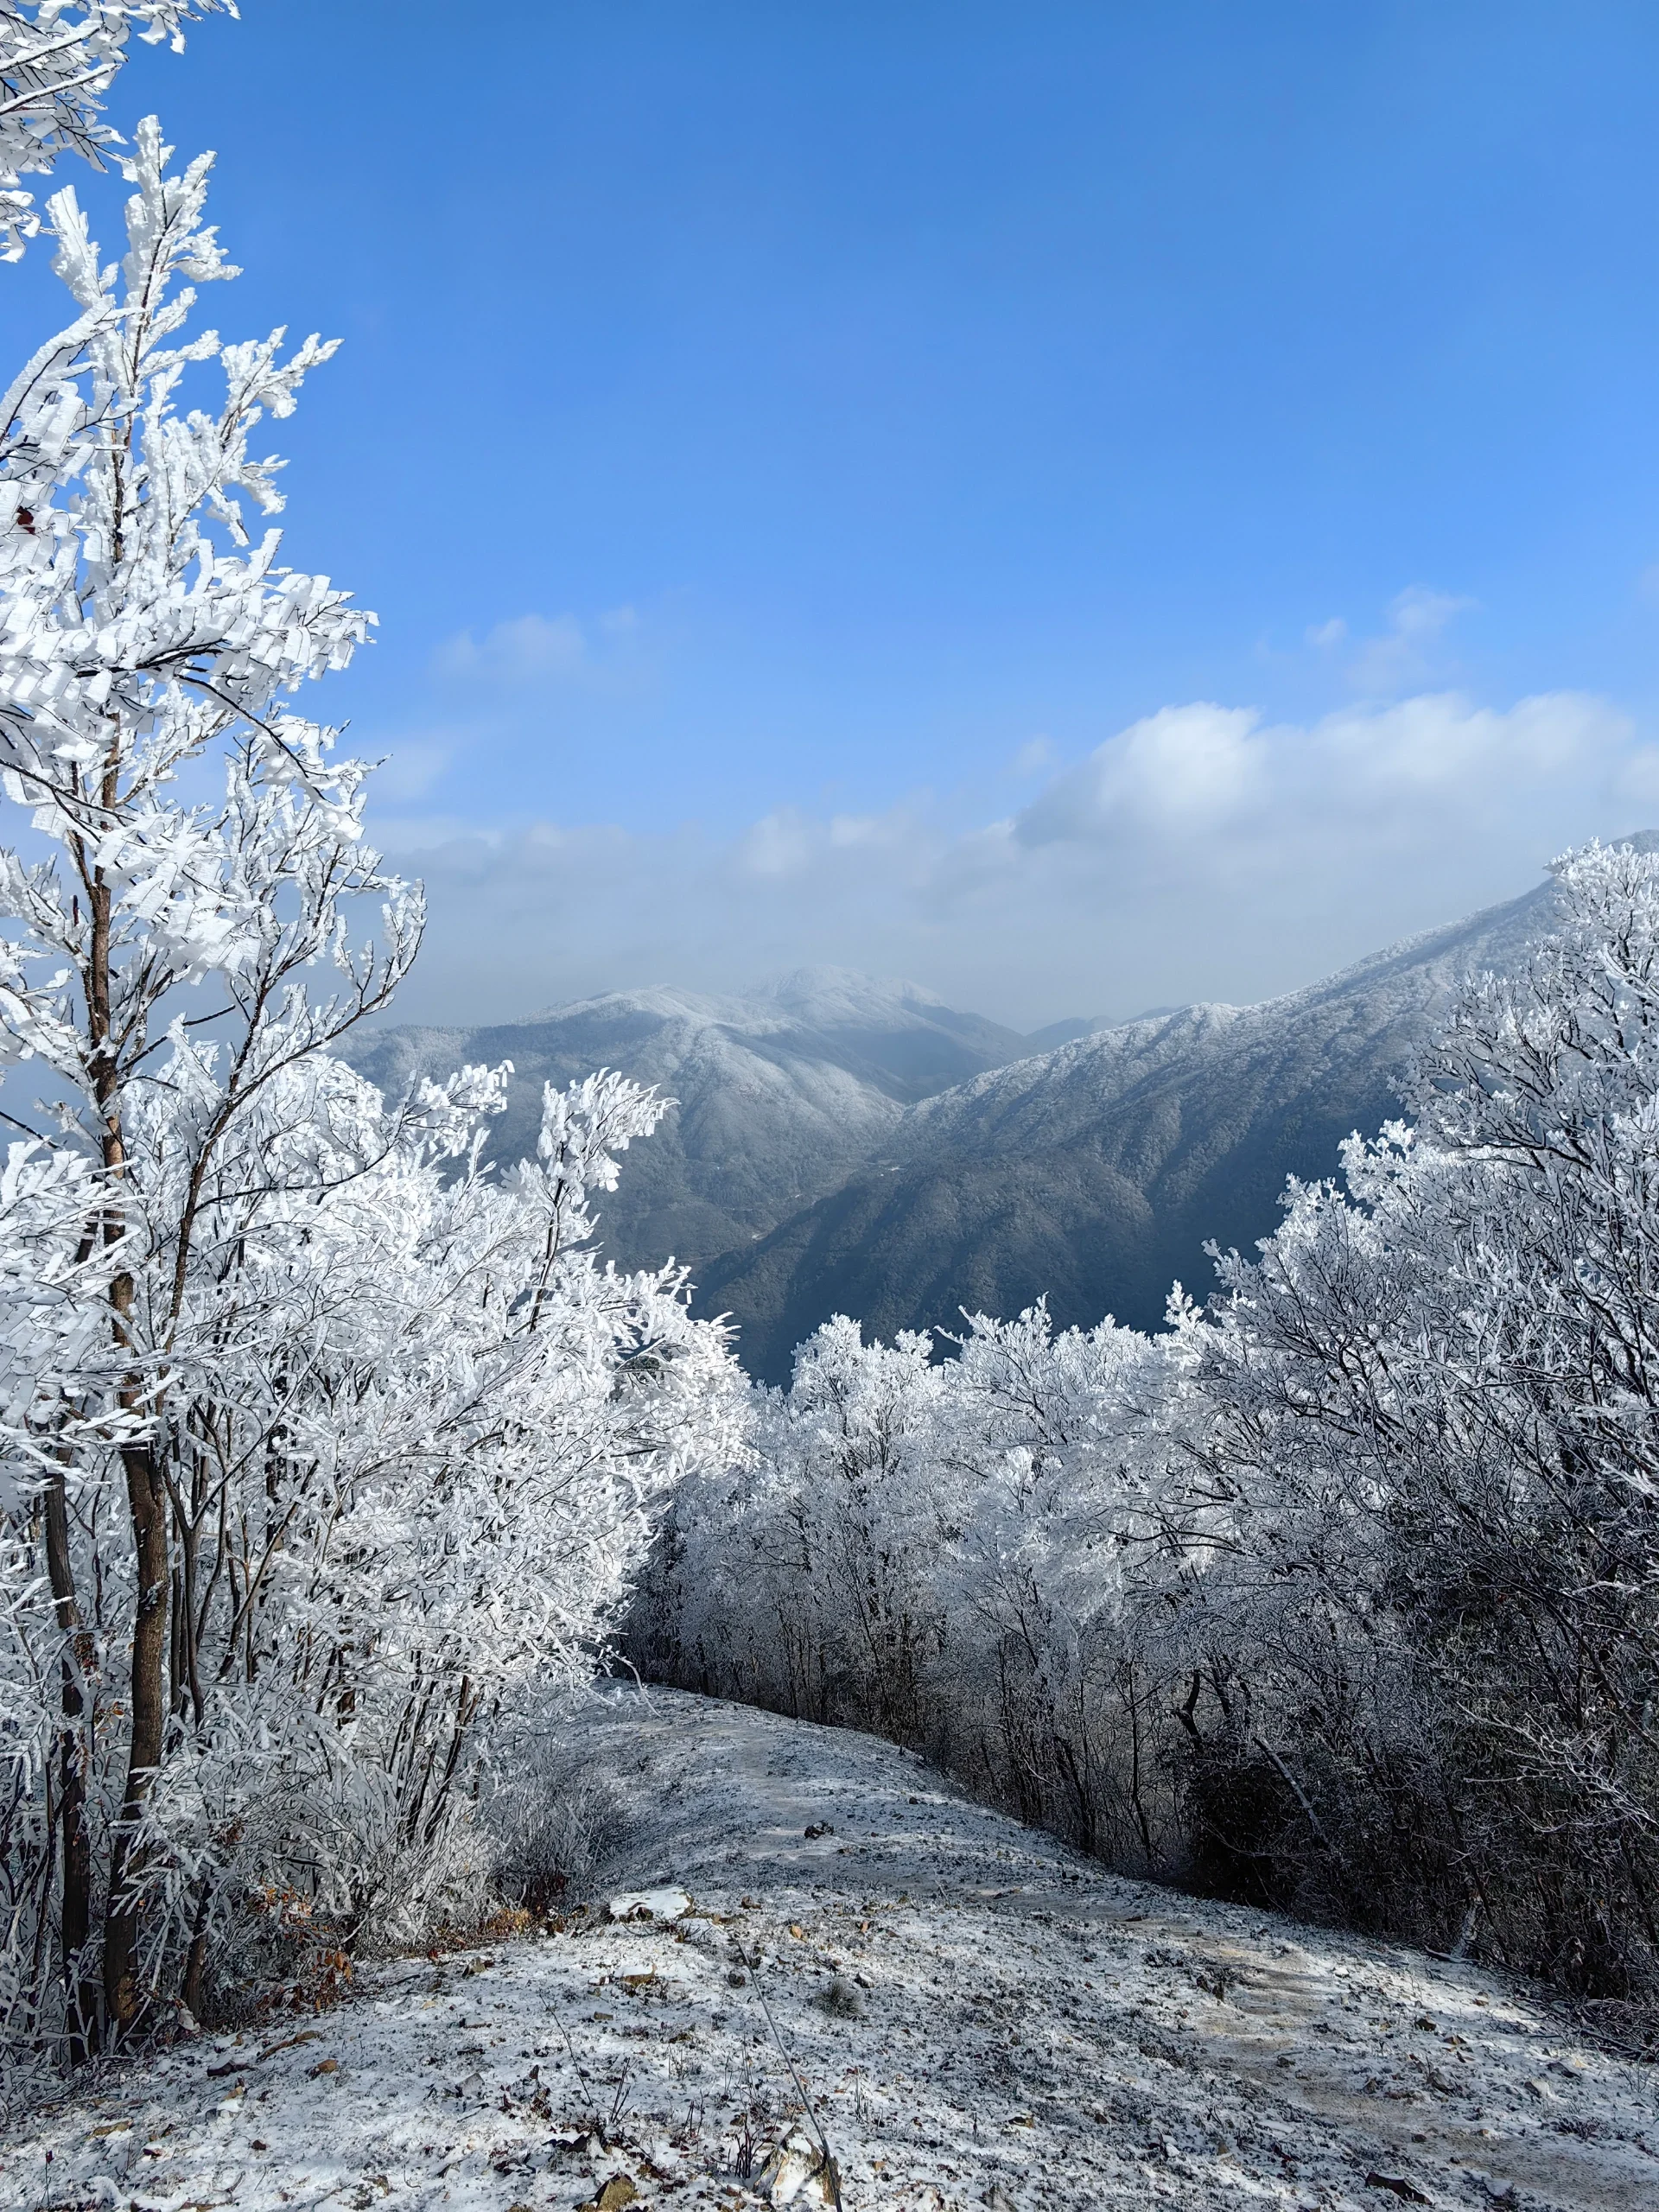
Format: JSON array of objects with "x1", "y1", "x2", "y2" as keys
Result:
[
  {"x1": 342, "y1": 970, "x2": 1033, "y2": 1280},
  {"x1": 7, "y1": 1688, "x2": 1651, "y2": 2212},
  {"x1": 701, "y1": 869, "x2": 1561, "y2": 1376}
]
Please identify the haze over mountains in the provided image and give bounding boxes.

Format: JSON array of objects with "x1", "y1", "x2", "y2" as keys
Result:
[
  {"x1": 344, "y1": 970, "x2": 1034, "y2": 1287},
  {"x1": 348, "y1": 854, "x2": 1582, "y2": 1379}
]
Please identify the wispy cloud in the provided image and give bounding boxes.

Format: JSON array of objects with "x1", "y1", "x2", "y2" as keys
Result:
[
  {"x1": 738, "y1": 808, "x2": 815, "y2": 879},
  {"x1": 1347, "y1": 586, "x2": 1478, "y2": 696},
  {"x1": 368, "y1": 738, "x2": 451, "y2": 803},
  {"x1": 432, "y1": 613, "x2": 588, "y2": 685}
]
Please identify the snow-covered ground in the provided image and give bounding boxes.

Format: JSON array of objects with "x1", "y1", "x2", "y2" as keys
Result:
[{"x1": 4, "y1": 1686, "x2": 1656, "y2": 2212}]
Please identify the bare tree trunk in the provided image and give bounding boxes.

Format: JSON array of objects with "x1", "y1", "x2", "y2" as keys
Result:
[
  {"x1": 103, "y1": 1424, "x2": 168, "y2": 2037},
  {"x1": 1124, "y1": 1661, "x2": 1157, "y2": 1870},
  {"x1": 43, "y1": 1464, "x2": 98, "y2": 2059},
  {"x1": 181, "y1": 1877, "x2": 213, "y2": 2023},
  {"x1": 78, "y1": 845, "x2": 173, "y2": 2041}
]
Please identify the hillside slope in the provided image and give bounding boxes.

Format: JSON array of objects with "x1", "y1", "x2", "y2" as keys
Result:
[
  {"x1": 702, "y1": 872, "x2": 1558, "y2": 1376},
  {"x1": 342, "y1": 970, "x2": 1032, "y2": 1279},
  {"x1": 6, "y1": 1688, "x2": 1650, "y2": 2212}
]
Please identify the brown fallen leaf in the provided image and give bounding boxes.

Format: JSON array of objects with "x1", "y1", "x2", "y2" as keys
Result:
[
  {"x1": 309, "y1": 2057, "x2": 339, "y2": 2077},
  {"x1": 261, "y1": 2030, "x2": 324, "y2": 2060}
]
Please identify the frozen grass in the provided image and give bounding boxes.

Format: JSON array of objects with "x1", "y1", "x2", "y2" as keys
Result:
[{"x1": 3, "y1": 1684, "x2": 1656, "y2": 2212}]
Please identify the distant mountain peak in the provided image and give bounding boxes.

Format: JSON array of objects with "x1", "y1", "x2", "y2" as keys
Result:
[
  {"x1": 520, "y1": 982, "x2": 748, "y2": 1027},
  {"x1": 757, "y1": 966, "x2": 952, "y2": 1025},
  {"x1": 353, "y1": 847, "x2": 1659, "y2": 1384},
  {"x1": 340, "y1": 965, "x2": 1043, "y2": 1298}
]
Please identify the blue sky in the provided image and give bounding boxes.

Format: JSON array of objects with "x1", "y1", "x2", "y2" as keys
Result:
[{"x1": 11, "y1": 1, "x2": 1659, "y2": 1025}]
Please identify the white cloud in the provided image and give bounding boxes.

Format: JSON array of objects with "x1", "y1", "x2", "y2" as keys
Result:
[
  {"x1": 732, "y1": 803, "x2": 925, "y2": 884},
  {"x1": 1010, "y1": 735, "x2": 1055, "y2": 777},
  {"x1": 1321, "y1": 690, "x2": 1624, "y2": 793},
  {"x1": 1389, "y1": 586, "x2": 1472, "y2": 640},
  {"x1": 1017, "y1": 704, "x2": 1265, "y2": 844},
  {"x1": 1306, "y1": 616, "x2": 1347, "y2": 649},
  {"x1": 829, "y1": 810, "x2": 907, "y2": 850},
  {"x1": 367, "y1": 686, "x2": 1652, "y2": 1032}
]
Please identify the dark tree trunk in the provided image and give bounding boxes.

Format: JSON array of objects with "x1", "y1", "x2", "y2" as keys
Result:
[
  {"x1": 102, "y1": 1426, "x2": 169, "y2": 2039},
  {"x1": 43, "y1": 1465, "x2": 99, "y2": 2059}
]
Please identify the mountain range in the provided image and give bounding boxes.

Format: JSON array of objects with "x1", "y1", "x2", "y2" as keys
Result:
[
  {"x1": 346, "y1": 855, "x2": 1573, "y2": 1380},
  {"x1": 343, "y1": 969, "x2": 1033, "y2": 1293}
]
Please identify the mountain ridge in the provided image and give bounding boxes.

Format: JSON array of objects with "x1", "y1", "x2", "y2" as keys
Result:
[
  {"x1": 348, "y1": 853, "x2": 1620, "y2": 1381},
  {"x1": 696, "y1": 867, "x2": 1562, "y2": 1374}
]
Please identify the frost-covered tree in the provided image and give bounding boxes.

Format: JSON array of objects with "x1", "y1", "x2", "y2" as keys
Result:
[
  {"x1": 0, "y1": 124, "x2": 745, "y2": 2062},
  {"x1": 0, "y1": 3, "x2": 229, "y2": 257},
  {"x1": 641, "y1": 1322, "x2": 949, "y2": 1735},
  {"x1": 1189, "y1": 838, "x2": 1659, "y2": 1992},
  {"x1": 925, "y1": 1302, "x2": 1205, "y2": 1858},
  {"x1": 0, "y1": 117, "x2": 411, "y2": 2046}
]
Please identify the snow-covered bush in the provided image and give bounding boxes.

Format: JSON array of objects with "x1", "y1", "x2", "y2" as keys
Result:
[
  {"x1": 480, "y1": 1724, "x2": 639, "y2": 1918},
  {"x1": 662, "y1": 1320, "x2": 950, "y2": 1738},
  {"x1": 0, "y1": 128, "x2": 744, "y2": 2062},
  {"x1": 631, "y1": 1300, "x2": 1208, "y2": 1868}
]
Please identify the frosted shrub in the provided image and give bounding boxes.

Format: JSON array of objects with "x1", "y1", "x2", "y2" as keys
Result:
[{"x1": 631, "y1": 1300, "x2": 1209, "y2": 1867}]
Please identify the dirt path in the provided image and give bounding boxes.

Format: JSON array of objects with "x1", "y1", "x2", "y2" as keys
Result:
[
  {"x1": 3, "y1": 1685, "x2": 1655, "y2": 2212},
  {"x1": 569, "y1": 1686, "x2": 1659, "y2": 2212}
]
